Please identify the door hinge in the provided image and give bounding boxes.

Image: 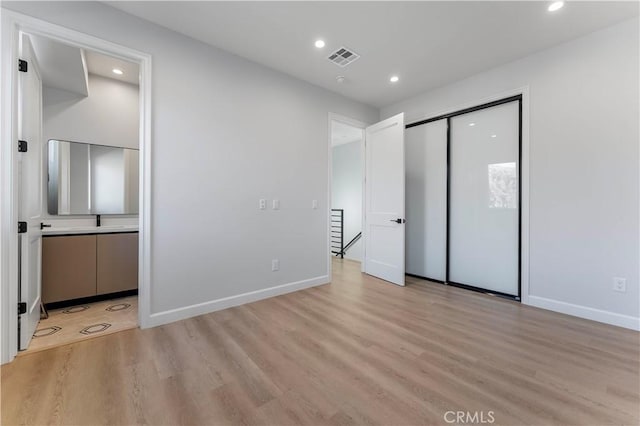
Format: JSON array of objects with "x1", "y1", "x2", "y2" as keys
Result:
[
  {"x1": 18, "y1": 59, "x2": 27, "y2": 72},
  {"x1": 18, "y1": 302, "x2": 27, "y2": 315},
  {"x1": 18, "y1": 140, "x2": 27, "y2": 153},
  {"x1": 18, "y1": 221, "x2": 27, "y2": 233}
]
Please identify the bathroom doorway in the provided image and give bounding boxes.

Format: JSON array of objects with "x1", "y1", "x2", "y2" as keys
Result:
[
  {"x1": 20, "y1": 32, "x2": 141, "y2": 354},
  {"x1": 1, "y1": 11, "x2": 152, "y2": 363}
]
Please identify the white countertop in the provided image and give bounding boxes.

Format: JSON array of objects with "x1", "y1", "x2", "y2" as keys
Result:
[{"x1": 42, "y1": 225, "x2": 139, "y2": 236}]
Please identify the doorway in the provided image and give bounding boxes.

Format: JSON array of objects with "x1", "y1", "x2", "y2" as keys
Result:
[
  {"x1": 330, "y1": 117, "x2": 364, "y2": 263},
  {"x1": 328, "y1": 112, "x2": 407, "y2": 288},
  {"x1": 1, "y1": 10, "x2": 152, "y2": 364},
  {"x1": 19, "y1": 32, "x2": 141, "y2": 353}
]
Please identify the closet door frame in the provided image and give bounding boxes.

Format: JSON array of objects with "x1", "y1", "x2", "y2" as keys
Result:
[{"x1": 406, "y1": 94, "x2": 524, "y2": 301}]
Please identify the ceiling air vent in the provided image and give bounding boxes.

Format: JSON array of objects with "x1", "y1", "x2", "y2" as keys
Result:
[{"x1": 327, "y1": 47, "x2": 360, "y2": 68}]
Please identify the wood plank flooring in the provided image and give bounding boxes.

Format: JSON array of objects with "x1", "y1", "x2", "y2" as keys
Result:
[{"x1": 2, "y1": 259, "x2": 639, "y2": 425}]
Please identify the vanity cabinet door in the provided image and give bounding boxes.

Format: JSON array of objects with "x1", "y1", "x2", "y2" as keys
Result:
[
  {"x1": 42, "y1": 235, "x2": 97, "y2": 303},
  {"x1": 97, "y1": 233, "x2": 138, "y2": 295}
]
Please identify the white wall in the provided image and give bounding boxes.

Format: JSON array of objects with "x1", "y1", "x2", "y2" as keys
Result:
[
  {"x1": 3, "y1": 1, "x2": 378, "y2": 321},
  {"x1": 332, "y1": 141, "x2": 362, "y2": 261},
  {"x1": 43, "y1": 73, "x2": 139, "y2": 149},
  {"x1": 382, "y1": 18, "x2": 640, "y2": 329}
]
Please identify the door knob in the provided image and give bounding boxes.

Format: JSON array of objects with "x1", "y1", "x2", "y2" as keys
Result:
[{"x1": 390, "y1": 218, "x2": 406, "y2": 224}]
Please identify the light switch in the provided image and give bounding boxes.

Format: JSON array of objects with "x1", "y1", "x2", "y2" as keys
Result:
[
  {"x1": 312, "y1": 200, "x2": 318, "y2": 209},
  {"x1": 259, "y1": 199, "x2": 266, "y2": 210},
  {"x1": 272, "y1": 199, "x2": 280, "y2": 210}
]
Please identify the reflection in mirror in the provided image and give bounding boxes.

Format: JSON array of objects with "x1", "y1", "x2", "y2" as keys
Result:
[
  {"x1": 48, "y1": 140, "x2": 139, "y2": 215},
  {"x1": 488, "y1": 162, "x2": 517, "y2": 209}
]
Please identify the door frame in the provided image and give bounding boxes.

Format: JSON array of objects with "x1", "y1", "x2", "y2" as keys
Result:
[
  {"x1": 403, "y1": 87, "x2": 530, "y2": 303},
  {"x1": 327, "y1": 113, "x2": 368, "y2": 278},
  {"x1": 0, "y1": 10, "x2": 153, "y2": 364}
]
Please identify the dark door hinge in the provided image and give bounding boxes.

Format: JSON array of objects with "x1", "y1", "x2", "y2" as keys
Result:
[
  {"x1": 18, "y1": 221, "x2": 27, "y2": 233},
  {"x1": 18, "y1": 140, "x2": 27, "y2": 152},
  {"x1": 18, "y1": 59, "x2": 27, "y2": 72},
  {"x1": 18, "y1": 302, "x2": 27, "y2": 315}
]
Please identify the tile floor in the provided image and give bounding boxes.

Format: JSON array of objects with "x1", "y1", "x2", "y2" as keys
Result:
[{"x1": 22, "y1": 295, "x2": 138, "y2": 354}]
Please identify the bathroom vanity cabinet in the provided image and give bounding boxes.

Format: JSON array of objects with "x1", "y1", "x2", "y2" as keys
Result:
[
  {"x1": 96, "y1": 233, "x2": 138, "y2": 295},
  {"x1": 42, "y1": 232, "x2": 138, "y2": 304}
]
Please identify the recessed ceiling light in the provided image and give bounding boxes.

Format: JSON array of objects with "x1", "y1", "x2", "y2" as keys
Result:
[
  {"x1": 469, "y1": 122, "x2": 476, "y2": 127},
  {"x1": 491, "y1": 134, "x2": 497, "y2": 138},
  {"x1": 315, "y1": 39, "x2": 325, "y2": 48},
  {"x1": 336, "y1": 75, "x2": 346, "y2": 84},
  {"x1": 389, "y1": 75, "x2": 399, "y2": 83},
  {"x1": 112, "y1": 68, "x2": 123, "y2": 75},
  {"x1": 548, "y1": 1, "x2": 564, "y2": 12}
]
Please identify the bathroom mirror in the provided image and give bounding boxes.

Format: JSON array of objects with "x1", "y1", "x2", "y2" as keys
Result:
[{"x1": 47, "y1": 140, "x2": 139, "y2": 215}]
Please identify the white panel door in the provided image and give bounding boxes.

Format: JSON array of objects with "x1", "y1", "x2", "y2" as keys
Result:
[
  {"x1": 449, "y1": 101, "x2": 519, "y2": 296},
  {"x1": 405, "y1": 119, "x2": 447, "y2": 281},
  {"x1": 18, "y1": 35, "x2": 43, "y2": 350},
  {"x1": 364, "y1": 113, "x2": 405, "y2": 286}
]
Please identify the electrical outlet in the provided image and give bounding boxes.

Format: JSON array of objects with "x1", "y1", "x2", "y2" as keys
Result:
[
  {"x1": 272, "y1": 259, "x2": 279, "y2": 271},
  {"x1": 272, "y1": 199, "x2": 280, "y2": 210},
  {"x1": 259, "y1": 199, "x2": 266, "y2": 210},
  {"x1": 312, "y1": 200, "x2": 318, "y2": 209},
  {"x1": 613, "y1": 277, "x2": 626, "y2": 293}
]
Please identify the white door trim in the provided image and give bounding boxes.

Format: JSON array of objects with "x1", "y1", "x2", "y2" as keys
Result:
[
  {"x1": 0, "y1": 10, "x2": 153, "y2": 364},
  {"x1": 327, "y1": 113, "x2": 368, "y2": 279}
]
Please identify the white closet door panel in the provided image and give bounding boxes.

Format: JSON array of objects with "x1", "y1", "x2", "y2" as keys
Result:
[
  {"x1": 449, "y1": 101, "x2": 519, "y2": 295},
  {"x1": 405, "y1": 120, "x2": 447, "y2": 281}
]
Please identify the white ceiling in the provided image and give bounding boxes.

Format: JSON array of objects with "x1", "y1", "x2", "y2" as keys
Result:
[
  {"x1": 28, "y1": 33, "x2": 139, "y2": 95},
  {"x1": 332, "y1": 121, "x2": 362, "y2": 147},
  {"x1": 84, "y1": 50, "x2": 140, "y2": 85},
  {"x1": 108, "y1": 1, "x2": 638, "y2": 108},
  {"x1": 29, "y1": 34, "x2": 89, "y2": 96}
]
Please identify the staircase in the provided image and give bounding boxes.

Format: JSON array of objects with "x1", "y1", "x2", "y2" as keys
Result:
[{"x1": 331, "y1": 209, "x2": 361, "y2": 258}]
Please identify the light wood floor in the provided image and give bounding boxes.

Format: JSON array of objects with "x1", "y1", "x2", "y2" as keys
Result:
[{"x1": 2, "y1": 259, "x2": 639, "y2": 425}]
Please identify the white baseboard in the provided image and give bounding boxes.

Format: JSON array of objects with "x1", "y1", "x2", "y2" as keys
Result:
[
  {"x1": 527, "y1": 295, "x2": 640, "y2": 331},
  {"x1": 146, "y1": 275, "x2": 329, "y2": 328}
]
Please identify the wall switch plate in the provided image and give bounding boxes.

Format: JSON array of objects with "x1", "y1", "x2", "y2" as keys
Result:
[
  {"x1": 312, "y1": 200, "x2": 318, "y2": 209},
  {"x1": 259, "y1": 199, "x2": 266, "y2": 210},
  {"x1": 272, "y1": 259, "x2": 279, "y2": 271},
  {"x1": 613, "y1": 277, "x2": 626, "y2": 292},
  {"x1": 272, "y1": 199, "x2": 280, "y2": 210}
]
